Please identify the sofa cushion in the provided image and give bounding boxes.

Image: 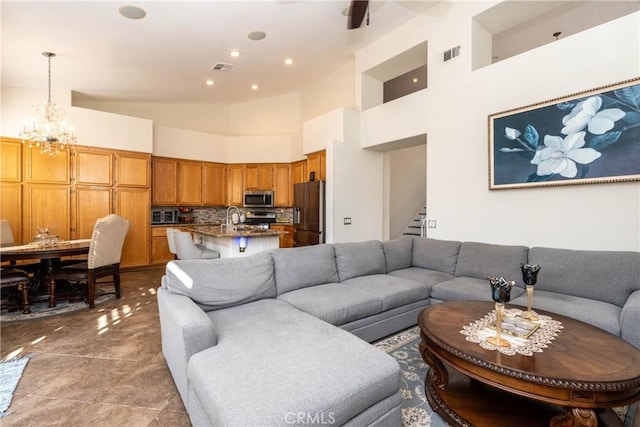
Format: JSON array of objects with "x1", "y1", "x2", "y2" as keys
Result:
[
  {"x1": 342, "y1": 274, "x2": 429, "y2": 311},
  {"x1": 411, "y1": 237, "x2": 461, "y2": 275},
  {"x1": 191, "y1": 298, "x2": 400, "y2": 427},
  {"x1": 163, "y1": 254, "x2": 275, "y2": 311},
  {"x1": 528, "y1": 247, "x2": 640, "y2": 307},
  {"x1": 388, "y1": 267, "x2": 454, "y2": 291},
  {"x1": 334, "y1": 240, "x2": 386, "y2": 282},
  {"x1": 270, "y1": 244, "x2": 339, "y2": 295},
  {"x1": 430, "y1": 276, "x2": 525, "y2": 303},
  {"x1": 277, "y1": 283, "x2": 382, "y2": 325},
  {"x1": 455, "y1": 242, "x2": 529, "y2": 287},
  {"x1": 382, "y1": 236, "x2": 413, "y2": 272},
  {"x1": 510, "y1": 290, "x2": 622, "y2": 336}
]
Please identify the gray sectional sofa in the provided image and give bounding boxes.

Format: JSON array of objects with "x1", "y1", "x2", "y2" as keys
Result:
[{"x1": 157, "y1": 236, "x2": 640, "y2": 426}]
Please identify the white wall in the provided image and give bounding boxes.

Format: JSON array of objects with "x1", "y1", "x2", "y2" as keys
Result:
[
  {"x1": 356, "y1": 5, "x2": 640, "y2": 251},
  {"x1": 2, "y1": 87, "x2": 153, "y2": 153},
  {"x1": 154, "y1": 125, "x2": 227, "y2": 161},
  {"x1": 300, "y1": 60, "x2": 356, "y2": 123},
  {"x1": 388, "y1": 144, "x2": 427, "y2": 239}
]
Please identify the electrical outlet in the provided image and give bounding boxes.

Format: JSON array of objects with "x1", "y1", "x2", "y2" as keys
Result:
[
  {"x1": 427, "y1": 220, "x2": 437, "y2": 229},
  {"x1": 344, "y1": 217, "x2": 352, "y2": 225}
]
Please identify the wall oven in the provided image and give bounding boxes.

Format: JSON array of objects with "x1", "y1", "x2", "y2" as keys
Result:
[{"x1": 243, "y1": 190, "x2": 274, "y2": 208}]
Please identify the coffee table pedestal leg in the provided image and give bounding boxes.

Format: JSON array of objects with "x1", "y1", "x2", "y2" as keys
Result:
[
  {"x1": 419, "y1": 338, "x2": 448, "y2": 390},
  {"x1": 551, "y1": 407, "x2": 597, "y2": 427}
]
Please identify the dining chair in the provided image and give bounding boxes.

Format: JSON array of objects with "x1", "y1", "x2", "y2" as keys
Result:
[
  {"x1": 0, "y1": 267, "x2": 31, "y2": 314},
  {"x1": 1, "y1": 219, "x2": 15, "y2": 246},
  {"x1": 173, "y1": 231, "x2": 220, "y2": 260},
  {"x1": 46, "y1": 214, "x2": 130, "y2": 308}
]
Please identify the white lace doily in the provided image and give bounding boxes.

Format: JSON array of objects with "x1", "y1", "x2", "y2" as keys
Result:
[{"x1": 459, "y1": 307, "x2": 563, "y2": 356}]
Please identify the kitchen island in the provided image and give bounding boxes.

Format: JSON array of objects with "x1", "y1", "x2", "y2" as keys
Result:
[{"x1": 186, "y1": 225, "x2": 286, "y2": 258}]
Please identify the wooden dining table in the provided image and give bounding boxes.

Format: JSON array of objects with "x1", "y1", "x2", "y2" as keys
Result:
[{"x1": 1, "y1": 239, "x2": 91, "y2": 307}]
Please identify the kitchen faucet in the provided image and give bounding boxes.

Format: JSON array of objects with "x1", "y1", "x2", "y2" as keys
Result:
[{"x1": 225, "y1": 206, "x2": 241, "y2": 231}]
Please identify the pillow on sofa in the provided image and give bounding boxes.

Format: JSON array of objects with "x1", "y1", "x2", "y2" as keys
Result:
[
  {"x1": 270, "y1": 244, "x2": 339, "y2": 295},
  {"x1": 411, "y1": 237, "x2": 461, "y2": 275},
  {"x1": 383, "y1": 236, "x2": 413, "y2": 272},
  {"x1": 334, "y1": 240, "x2": 386, "y2": 282},
  {"x1": 163, "y1": 252, "x2": 276, "y2": 311},
  {"x1": 455, "y1": 241, "x2": 528, "y2": 287}
]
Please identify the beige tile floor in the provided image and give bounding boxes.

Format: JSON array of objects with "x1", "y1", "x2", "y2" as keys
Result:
[{"x1": 0, "y1": 266, "x2": 191, "y2": 427}]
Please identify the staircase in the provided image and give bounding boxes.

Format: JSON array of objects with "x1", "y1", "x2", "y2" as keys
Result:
[{"x1": 401, "y1": 205, "x2": 427, "y2": 237}]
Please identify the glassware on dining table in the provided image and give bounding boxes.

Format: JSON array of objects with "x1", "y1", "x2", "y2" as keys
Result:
[
  {"x1": 487, "y1": 276, "x2": 515, "y2": 348},
  {"x1": 34, "y1": 227, "x2": 51, "y2": 245},
  {"x1": 520, "y1": 263, "x2": 541, "y2": 321}
]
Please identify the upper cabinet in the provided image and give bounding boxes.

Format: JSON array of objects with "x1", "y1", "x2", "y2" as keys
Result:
[
  {"x1": 226, "y1": 164, "x2": 244, "y2": 206},
  {"x1": 244, "y1": 164, "x2": 274, "y2": 190},
  {"x1": 291, "y1": 160, "x2": 307, "y2": 185},
  {"x1": 116, "y1": 152, "x2": 150, "y2": 188},
  {"x1": 177, "y1": 160, "x2": 203, "y2": 205},
  {"x1": 306, "y1": 150, "x2": 326, "y2": 182},
  {"x1": 1, "y1": 138, "x2": 22, "y2": 182},
  {"x1": 24, "y1": 145, "x2": 70, "y2": 184},
  {"x1": 152, "y1": 157, "x2": 177, "y2": 205},
  {"x1": 73, "y1": 147, "x2": 112, "y2": 186},
  {"x1": 203, "y1": 162, "x2": 226, "y2": 206},
  {"x1": 273, "y1": 164, "x2": 291, "y2": 207}
]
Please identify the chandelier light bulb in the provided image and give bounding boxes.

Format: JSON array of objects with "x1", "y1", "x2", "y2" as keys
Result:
[{"x1": 19, "y1": 52, "x2": 77, "y2": 155}]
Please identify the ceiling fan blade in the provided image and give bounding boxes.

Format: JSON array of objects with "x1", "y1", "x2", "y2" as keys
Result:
[{"x1": 347, "y1": 0, "x2": 369, "y2": 30}]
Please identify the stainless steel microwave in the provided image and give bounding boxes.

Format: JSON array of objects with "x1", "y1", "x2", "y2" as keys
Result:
[{"x1": 243, "y1": 190, "x2": 274, "y2": 208}]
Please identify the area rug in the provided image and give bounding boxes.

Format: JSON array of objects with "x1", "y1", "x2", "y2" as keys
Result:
[
  {"x1": 375, "y1": 326, "x2": 635, "y2": 427},
  {"x1": 0, "y1": 355, "x2": 30, "y2": 417},
  {"x1": 0, "y1": 293, "x2": 114, "y2": 322},
  {"x1": 374, "y1": 326, "x2": 447, "y2": 427}
]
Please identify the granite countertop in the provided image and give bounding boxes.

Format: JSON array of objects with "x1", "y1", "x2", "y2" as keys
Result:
[{"x1": 186, "y1": 225, "x2": 287, "y2": 238}]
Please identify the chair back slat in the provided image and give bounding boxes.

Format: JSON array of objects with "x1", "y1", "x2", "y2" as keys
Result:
[{"x1": 88, "y1": 214, "x2": 130, "y2": 269}]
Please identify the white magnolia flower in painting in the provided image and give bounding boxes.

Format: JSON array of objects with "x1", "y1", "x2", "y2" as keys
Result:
[
  {"x1": 530, "y1": 132, "x2": 601, "y2": 178},
  {"x1": 561, "y1": 96, "x2": 625, "y2": 135},
  {"x1": 504, "y1": 127, "x2": 521, "y2": 140}
]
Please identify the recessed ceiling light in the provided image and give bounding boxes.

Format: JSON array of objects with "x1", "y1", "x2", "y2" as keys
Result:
[
  {"x1": 248, "y1": 31, "x2": 267, "y2": 41},
  {"x1": 284, "y1": 58, "x2": 293, "y2": 65},
  {"x1": 251, "y1": 84, "x2": 259, "y2": 90},
  {"x1": 206, "y1": 80, "x2": 214, "y2": 86},
  {"x1": 230, "y1": 50, "x2": 241, "y2": 57},
  {"x1": 412, "y1": 78, "x2": 418, "y2": 83},
  {"x1": 118, "y1": 5, "x2": 147, "y2": 19}
]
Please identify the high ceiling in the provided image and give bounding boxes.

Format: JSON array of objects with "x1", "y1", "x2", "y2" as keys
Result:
[{"x1": 1, "y1": 1, "x2": 438, "y2": 105}]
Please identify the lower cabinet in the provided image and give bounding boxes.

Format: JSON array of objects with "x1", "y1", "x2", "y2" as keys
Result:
[
  {"x1": 116, "y1": 187, "x2": 150, "y2": 268},
  {"x1": 151, "y1": 226, "x2": 175, "y2": 265},
  {"x1": 270, "y1": 224, "x2": 294, "y2": 248}
]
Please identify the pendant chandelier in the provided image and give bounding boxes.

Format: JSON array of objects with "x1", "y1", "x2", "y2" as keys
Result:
[{"x1": 19, "y1": 52, "x2": 77, "y2": 155}]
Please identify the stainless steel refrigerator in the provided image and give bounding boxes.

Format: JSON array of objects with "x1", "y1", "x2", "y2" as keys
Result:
[{"x1": 293, "y1": 180, "x2": 325, "y2": 246}]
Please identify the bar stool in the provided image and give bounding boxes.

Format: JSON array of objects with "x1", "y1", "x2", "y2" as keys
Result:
[{"x1": 0, "y1": 268, "x2": 31, "y2": 314}]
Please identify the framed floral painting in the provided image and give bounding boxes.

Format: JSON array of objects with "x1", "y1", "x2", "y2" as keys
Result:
[{"x1": 488, "y1": 78, "x2": 640, "y2": 190}]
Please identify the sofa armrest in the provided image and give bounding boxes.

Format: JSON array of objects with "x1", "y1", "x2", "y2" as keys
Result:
[
  {"x1": 621, "y1": 289, "x2": 640, "y2": 349},
  {"x1": 157, "y1": 286, "x2": 217, "y2": 407}
]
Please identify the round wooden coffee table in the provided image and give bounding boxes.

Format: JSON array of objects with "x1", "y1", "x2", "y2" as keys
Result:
[{"x1": 418, "y1": 301, "x2": 640, "y2": 427}]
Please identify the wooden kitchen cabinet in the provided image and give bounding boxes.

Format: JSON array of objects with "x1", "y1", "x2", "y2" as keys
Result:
[
  {"x1": 1, "y1": 183, "x2": 22, "y2": 243},
  {"x1": 270, "y1": 224, "x2": 294, "y2": 248},
  {"x1": 226, "y1": 164, "x2": 244, "y2": 206},
  {"x1": 115, "y1": 187, "x2": 150, "y2": 267},
  {"x1": 203, "y1": 162, "x2": 226, "y2": 206},
  {"x1": 306, "y1": 150, "x2": 326, "y2": 182},
  {"x1": 1, "y1": 138, "x2": 22, "y2": 182},
  {"x1": 23, "y1": 184, "x2": 71, "y2": 242},
  {"x1": 291, "y1": 160, "x2": 307, "y2": 185},
  {"x1": 152, "y1": 157, "x2": 177, "y2": 205},
  {"x1": 273, "y1": 164, "x2": 291, "y2": 207},
  {"x1": 177, "y1": 160, "x2": 202, "y2": 205},
  {"x1": 244, "y1": 164, "x2": 273, "y2": 190},
  {"x1": 73, "y1": 148, "x2": 112, "y2": 186},
  {"x1": 71, "y1": 186, "x2": 112, "y2": 239},
  {"x1": 24, "y1": 145, "x2": 70, "y2": 184},
  {"x1": 116, "y1": 152, "x2": 150, "y2": 187},
  {"x1": 151, "y1": 226, "x2": 175, "y2": 265}
]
